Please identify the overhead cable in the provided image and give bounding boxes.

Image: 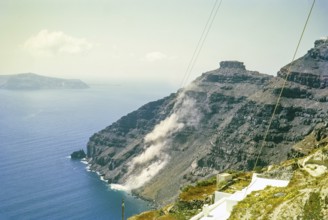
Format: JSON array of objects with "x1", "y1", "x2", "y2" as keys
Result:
[
  {"x1": 252, "y1": 0, "x2": 316, "y2": 171},
  {"x1": 180, "y1": 0, "x2": 223, "y2": 87}
]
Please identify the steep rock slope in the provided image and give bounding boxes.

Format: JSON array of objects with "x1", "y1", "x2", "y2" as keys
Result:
[
  {"x1": 129, "y1": 127, "x2": 328, "y2": 220},
  {"x1": 278, "y1": 37, "x2": 328, "y2": 89},
  {"x1": 87, "y1": 38, "x2": 328, "y2": 205}
]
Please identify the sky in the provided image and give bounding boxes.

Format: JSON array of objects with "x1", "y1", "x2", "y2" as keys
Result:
[{"x1": 0, "y1": 0, "x2": 327, "y2": 87}]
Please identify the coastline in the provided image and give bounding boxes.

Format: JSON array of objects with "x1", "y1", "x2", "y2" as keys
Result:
[{"x1": 82, "y1": 157, "x2": 156, "y2": 208}]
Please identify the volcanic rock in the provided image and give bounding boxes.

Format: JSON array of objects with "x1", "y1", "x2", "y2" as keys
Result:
[{"x1": 87, "y1": 38, "x2": 328, "y2": 205}]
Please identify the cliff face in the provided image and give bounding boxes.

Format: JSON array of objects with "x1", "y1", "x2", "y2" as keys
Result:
[
  {"x1": 87, "y1": 39, "x2": 328, "y2": 205},
  {"x1": 278, "y1": 37, "x2": 328, "y2": 88}
]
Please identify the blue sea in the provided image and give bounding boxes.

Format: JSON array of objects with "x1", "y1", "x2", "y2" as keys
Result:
[{"x1": 0, "y1": 82, "x2": 174, "y2": 220}]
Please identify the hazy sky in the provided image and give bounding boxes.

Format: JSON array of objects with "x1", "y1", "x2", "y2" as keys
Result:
[{"x1": 0, "y1": 0, "x2": 327, "y2": 86}]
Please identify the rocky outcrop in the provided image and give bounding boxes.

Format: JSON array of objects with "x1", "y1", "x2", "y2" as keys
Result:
[
  {"x1": 87, "y1": 38, "x2": 328, "y2": 205},
  {"x1": 277, "y1": 37, "x2": 328, "y2": 88},
  {"x1": 71, "y1": 149, "x2": 87, "y2": 159},
  {"x1": 219, "y1": 61, "x2": 246, "y2": 70},
  {"x1": 0, "y1": 73, "x2": 88, "y2": 90}
]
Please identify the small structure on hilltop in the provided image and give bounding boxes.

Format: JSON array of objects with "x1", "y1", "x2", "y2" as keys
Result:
[
  {"x1": 216, "y1": 173, "x2": 233, "y2": 185},
  {"x1": 219, "y1": 61, "x2": 246, "y2": 70}
]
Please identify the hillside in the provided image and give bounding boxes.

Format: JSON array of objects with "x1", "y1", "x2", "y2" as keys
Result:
[
  {"x1": 0, "y1": 73, "x2": 88, "y2": 90},
  {"x1": 229, "y1": 128, "x2": 328, "y2": 219},
  {"x1": 129, "y1": 127, "x2": 328, "y2": 220},
  {"x1": 87, "y1": 38, "x2": 328, "y2": 205}
]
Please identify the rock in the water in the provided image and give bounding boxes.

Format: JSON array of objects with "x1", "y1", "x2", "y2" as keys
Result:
[{"x1": 71, "y1": 149, "x2": 86, "y2": 159}]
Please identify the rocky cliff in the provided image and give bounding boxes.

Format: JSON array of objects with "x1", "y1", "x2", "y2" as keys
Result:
[
  {"x1": 129, "y1": 126, "x2": 328, "y2": 220},
  {"x1": 87, "y1": 38, "x2": 328, "y2": 205},
  {"x1": 278, "y1": 37, "x2": 328, "y2": 89},
  {"x1": 0, "y1": 73, "x2": 88, "y2": 90}
]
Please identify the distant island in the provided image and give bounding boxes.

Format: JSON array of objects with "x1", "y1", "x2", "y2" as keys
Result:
[{"x1": 0, "y1": 73, "x2": 88, "y2": 90}]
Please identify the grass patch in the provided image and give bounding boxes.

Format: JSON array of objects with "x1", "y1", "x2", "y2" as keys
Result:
[
  {"x1": 179, "y1": 184, "x2": 216, "y2": 201},
  {"x1": 129, "y1": 210, "x2": 161, "y2": 220},
  {"x1": 302, "y1": 192, "x2": 324, "y2": 220},
  {"x1": 130, "y1": 144, "x2": 328, "y2": 220},
  {"x1": 230, "y1": 154, "x2": 328, "y2": 220},
  {"x1": 219, "y1": 172, "x2": 252, "y2": 194}
]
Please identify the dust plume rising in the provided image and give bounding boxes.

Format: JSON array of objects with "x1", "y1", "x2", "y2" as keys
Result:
[{"x1": 123, "y1": 87, "x2": 202, "y2": 190}]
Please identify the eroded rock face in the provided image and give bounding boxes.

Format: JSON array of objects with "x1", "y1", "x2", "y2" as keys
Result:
[
  {"x1": 86, "y1": 38, "x2": 328, "y2": 205},
  {"x1": 277, "y1": 37, "x2": 328, "y2": 88}
]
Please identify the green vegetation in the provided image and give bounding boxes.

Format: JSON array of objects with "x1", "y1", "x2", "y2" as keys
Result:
[
  {"x1": 179, "y1": 179, "x2": 216, "y2": 201},
  {"x1": 302, "y1": 192, "x2": 323, "y2": 220},
  {"x1": 130, "y1": 140, "x2": 328, "y2": 220},
  {"x1": 129, "y1": 177, "x2": 217, "y2": 220},
  {"x1": 229, "y1": 144, "x2": 328, "y2": 220},
  {"x1": 129, "y1": 172, "x2": 253, "y2": 220},
  {"x1": 218, "y1": 172, "x2": 252, "y2": 194},
  {"x1": 305, "y1": 158, "x2": 328, "y2": 167}
]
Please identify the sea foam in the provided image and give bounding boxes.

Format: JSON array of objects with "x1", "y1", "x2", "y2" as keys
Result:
[
  {"x1": 80, "y1": 159, "x2": 88, "y2": 165},
  {"x1": 110, "y1": 184, "x2": 130, "y2": 192}
]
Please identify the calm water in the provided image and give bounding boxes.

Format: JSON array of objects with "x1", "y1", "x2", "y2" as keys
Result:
[{"x1": 0, "y1": 83, "x2": 173, "y2": 220}]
